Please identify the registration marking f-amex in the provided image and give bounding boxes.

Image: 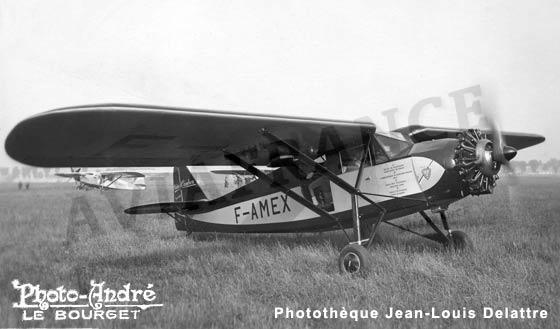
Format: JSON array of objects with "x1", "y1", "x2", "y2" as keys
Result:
[
  {"x1": 5, "y1": 103, "x2": 545, "y2": 275},
  {"x1": 234, "y1": 194, "x2": 292, "y2": 223}
]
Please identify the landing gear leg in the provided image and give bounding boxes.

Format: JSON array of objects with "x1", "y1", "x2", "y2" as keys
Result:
[
  {"x1": 419, "y1": 210, "x2": 473, "y2": 251},
  {"x1": 439, "y1": 211, "x2": 473, "y2": 250},
  {"x1": 339, "y1": 195, "x2": 386, "y2": 275},
  {"x1": 245, "y1": 129, "x2": 387, "y2": 276},
  {"x1": 440, "y1": 212, "x2": 451, "y2": 236},
  {"x1": 336, "y1": 134, "x2": 386, "y2": 276}
]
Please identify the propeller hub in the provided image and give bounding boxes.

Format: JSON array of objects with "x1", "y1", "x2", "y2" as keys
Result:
[
  {"x1": 474, "y1": 139, "x2": 501, "y2": 177},
  {"x1": 503, "y1": 145, "x2": 517, "y2": 161}
]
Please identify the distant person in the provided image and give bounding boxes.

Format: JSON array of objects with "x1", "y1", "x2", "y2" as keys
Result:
[
  {"x1": 18, "y1": 181, "x2": 22, "y2": 190},
  {"x1": 25, "y1": 182, "x2": 30, "y2": 190}
]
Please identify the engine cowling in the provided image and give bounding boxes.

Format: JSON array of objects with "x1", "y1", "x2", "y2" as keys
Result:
[{"x1": 454, "y1": 129, "x2": 515, "y2": 195}]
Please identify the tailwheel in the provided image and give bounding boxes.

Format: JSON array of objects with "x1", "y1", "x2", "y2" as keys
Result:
[
  {"x1": 445, "y1": 230, "x2": 473, "y2": 251},
  {"x1": 338, "y1": 244, "x2": 373, "y2": 276}
]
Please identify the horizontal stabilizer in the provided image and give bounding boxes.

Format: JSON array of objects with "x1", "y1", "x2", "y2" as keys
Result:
[
  {"x1": 55, "y1": 173, "x2": 84, "y2": 178},
  {"x1": 55, "y1": 171, "x2": 144, "y2": 178},
  {"x1": 211, "y1": 168, "x2": 275, "y2": 175},
  {"x1": 125, "y1": 201, "x2": 209, "y2": 215}
]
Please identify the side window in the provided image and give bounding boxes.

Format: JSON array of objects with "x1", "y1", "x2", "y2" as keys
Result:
[
  {"x1": 340, "y1": 146, "x2": 362, "y2": 173},
  {"x1": 375, "y1": 133, "x2": 413, "y2": 159},
  {"x1": 371, "y1": 139, "x2": 389, "y2": 164},
  {"x1": 321, "y1": 139, "x2": 390, "y2": 170},
  {"x1": 302, "y1": 152, "x2": 337, "y2": 212},
  {"x1": 340, "y1": 145, "x2": 379, "y2": 173}
]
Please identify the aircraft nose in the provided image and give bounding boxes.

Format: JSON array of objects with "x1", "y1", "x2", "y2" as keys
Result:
[{"x1": 503, "y1": 145, "x2": 517, "y2": 161}]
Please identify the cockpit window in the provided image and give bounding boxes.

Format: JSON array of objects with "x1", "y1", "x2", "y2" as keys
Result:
[
  {"x1": 375, "y1": 132, "x2": 413, "y2": 158},
  {"x1": 340, "y1": 145, "x2": 369, "y2": 173}
]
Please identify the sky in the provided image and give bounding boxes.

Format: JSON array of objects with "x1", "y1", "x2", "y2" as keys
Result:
[{"x1": 1, "y1": 0, "x2": 559, "y2": 166}]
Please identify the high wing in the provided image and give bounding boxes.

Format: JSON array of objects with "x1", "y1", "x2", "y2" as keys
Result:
[
  {"x1": 6, "y1": 104, "x2": 375, "y2": 167},
  {"x1": 394, "y1": 125, "x2": 545, "y2": 150}
]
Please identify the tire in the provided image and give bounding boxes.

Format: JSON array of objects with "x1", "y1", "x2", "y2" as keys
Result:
[
  {"x1": 338, "y1": 244, "x2": 372, "y2": 276},
  {"x1": 445, "y1": 230, "x2": 473, "y2": 251}
]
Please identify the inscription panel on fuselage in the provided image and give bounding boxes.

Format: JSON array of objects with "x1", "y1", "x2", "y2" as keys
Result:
[{"x1": 378, "y1": 161, "x2": 416, "y2": 196}]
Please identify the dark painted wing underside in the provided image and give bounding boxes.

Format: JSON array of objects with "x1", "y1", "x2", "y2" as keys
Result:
[{"x1": 6, "y1": 104, "x2": 376, "y2": 167}]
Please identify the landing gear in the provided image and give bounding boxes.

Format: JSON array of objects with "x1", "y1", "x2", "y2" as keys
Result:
[
  {"x1": 382, "y1": 210, "x2": 474, "y2": 251},
  {"x1": 337, "y1": 207, "x2": 385, "y2": 276},
  {"x1": 417, "y1": 210, "x2": 474, "y2": 251},
  {"x1": 336, "y1": 186, "x2": 386, "y2": 276},
  {"x1": 338, "y1": 244, "x2": 373, "y2": 275},
  {"x1": 445, "y1": 230, "x2": 473, "y2": 251},
  {"x1": 225, "y1": 129, "x2": 386, "y2": 277}
]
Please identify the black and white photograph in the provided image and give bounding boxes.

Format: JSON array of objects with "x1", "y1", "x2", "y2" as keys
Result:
[{"x1": 0, "y1": 1, "x2": 558, "y2": 328}]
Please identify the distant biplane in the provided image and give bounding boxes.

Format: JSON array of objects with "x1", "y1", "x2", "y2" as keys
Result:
[
  {"x1": 55, "y1": 167, "x2": 146, "y2": 191},
  {"x1": 5, "y1": 104, "x2": 544, "y2": 275}
]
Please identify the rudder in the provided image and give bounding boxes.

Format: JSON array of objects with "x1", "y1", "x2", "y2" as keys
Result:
[{"x1": 173, "y1": 166, "x2": 208, "y2": 202}]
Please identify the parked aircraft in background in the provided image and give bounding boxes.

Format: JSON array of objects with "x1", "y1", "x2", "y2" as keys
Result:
[{"x1": 56, "y1": 167, "x2": 146, "y2": 191}]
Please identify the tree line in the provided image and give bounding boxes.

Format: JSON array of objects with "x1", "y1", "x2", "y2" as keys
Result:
[{"x1": 506, "y1": 158, "x2": 560, "y2": 174}]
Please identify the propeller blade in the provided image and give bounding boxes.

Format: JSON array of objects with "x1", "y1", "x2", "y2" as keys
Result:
[
  {"x1": 478, "y1": 89, "x2": 519, "y2": 186},
  {"x1": 485, "y1": 115, "x2": 506, "y2": 164}
]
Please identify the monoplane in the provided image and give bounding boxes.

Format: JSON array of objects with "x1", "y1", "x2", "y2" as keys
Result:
[
  {"x1": 5, "y1": 104, "x2": 545, "y2": 274},
  {"x1": 56, "y1": 167, "x2": 146, "y2": 191}
]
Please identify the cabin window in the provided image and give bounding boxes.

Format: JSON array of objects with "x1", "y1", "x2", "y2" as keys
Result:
[
  {"x1": 339, "y1": 145, "x2": 372, "y2": 173},
  {"x1": 375, "y1": 132, "x2": 413, "y2": 159}
]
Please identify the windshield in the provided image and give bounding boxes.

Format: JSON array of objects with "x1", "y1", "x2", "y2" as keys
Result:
[{"x1": 375, "y1": 132, "x2": 413, "y2": 158}]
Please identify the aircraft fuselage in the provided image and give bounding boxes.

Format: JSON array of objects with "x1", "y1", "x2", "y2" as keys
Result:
[{"x1": 176, "y1": 138, "x2": 466, "y2": 233}]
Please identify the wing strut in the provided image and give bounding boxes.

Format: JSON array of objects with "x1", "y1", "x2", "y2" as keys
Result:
[
  {"x1": 104, "y1": 174, "x2": 123, "y2": 189},
  {"x1": 259, "y1": 128, "x2": 387, "y2": 246},
  {"x1": 230, "y1": 128, "x2": 387, "y2": 246}
]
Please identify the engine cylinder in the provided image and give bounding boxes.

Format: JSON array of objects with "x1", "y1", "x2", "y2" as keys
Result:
[{"x1": 454, "y1": 129, "x2": 499, "y2": 195}]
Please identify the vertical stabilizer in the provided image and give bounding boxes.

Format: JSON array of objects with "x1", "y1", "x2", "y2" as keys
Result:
[{"x1": 173, "y1": 166, "x2": 208, "y2": 202}]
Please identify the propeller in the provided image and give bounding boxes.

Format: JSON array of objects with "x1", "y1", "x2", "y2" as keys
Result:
[
  {"x1": 454, "y1": 89, "x2": 518, "y2": 195},
  {"x1": 479, "y1": 101, "x2": 517, "y2": 174}
]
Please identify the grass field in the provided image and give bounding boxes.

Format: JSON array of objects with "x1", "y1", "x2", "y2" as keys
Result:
[{"x1": 0, "y1": 176, "x2": 558, "y2": 328}]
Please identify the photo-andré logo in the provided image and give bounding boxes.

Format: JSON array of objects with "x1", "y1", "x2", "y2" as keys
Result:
[{"x1": 11, "y1": 279, "x2": 163, "y2": 321}]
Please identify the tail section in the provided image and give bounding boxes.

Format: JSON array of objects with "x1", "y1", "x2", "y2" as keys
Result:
[
  {"x1": 173, "y1": 166, "x2": 208, "y2": 202},
  {"x1": 71, "y1": 167, "x2": 81, "y2": 182}
]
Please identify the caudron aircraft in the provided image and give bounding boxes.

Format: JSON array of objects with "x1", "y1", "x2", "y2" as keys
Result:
[
  {"x1": 56, "y1": 167, "x2": 146, "y2": 191},
  {"x1": 5, "y1": 104, "x2": 544, "y2": 275}
]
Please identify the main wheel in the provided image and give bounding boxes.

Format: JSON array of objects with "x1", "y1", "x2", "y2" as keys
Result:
[
  {"x1": 338, "y1": 244, "x2": 372, "y2": 276},
  {"x1": 445, "y1": 230, "x2": 473, "y2": 251}
]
